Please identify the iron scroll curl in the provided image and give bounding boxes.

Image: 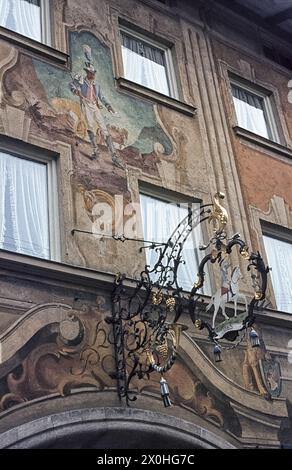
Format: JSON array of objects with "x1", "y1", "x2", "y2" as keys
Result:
[{"x1": 110, "y1": 192, "x2": 269, "y2": 404}]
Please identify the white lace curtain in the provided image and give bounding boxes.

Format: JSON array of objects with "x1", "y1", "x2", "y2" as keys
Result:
[
  {"x1": 232, "y1": 85, "x2": 270, "y2": 139},
  {"x1": 140, "y1": 194, "x2": 210, "y2": 293},
  {"x1": 0, "y1": 152, "x2": 50, "y2": 259},
  {"x1": 0, "y1": 0, "x2": 41, "y2": 42},
  {"x1": 121, "y1": 34, "x2": 170, "y2": 96},
  {"x1": 263, "y1": 235, "x2": 292, "y2": 314}
]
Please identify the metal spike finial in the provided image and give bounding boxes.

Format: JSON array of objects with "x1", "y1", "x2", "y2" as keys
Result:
[{"x1": 160, "y1": 376, "x2": 171, "y2": 408}]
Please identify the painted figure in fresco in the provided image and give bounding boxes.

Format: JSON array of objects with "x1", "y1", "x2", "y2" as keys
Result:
[
  {"x1": 243, "y1": 328, "x2": 270, "y2": 397},
  {"x1": 70, "y1": 45, "x2": 125, "y2": 169}
]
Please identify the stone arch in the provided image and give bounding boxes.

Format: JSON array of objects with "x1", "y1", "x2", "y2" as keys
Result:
[{"x1": 0, "y1": 406, "x2": 236, "y2": 449}]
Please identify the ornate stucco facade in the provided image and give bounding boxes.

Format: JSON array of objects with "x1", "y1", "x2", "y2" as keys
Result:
[{"x1": 0, "y1": 0, "x2": 292, "y2": 449}]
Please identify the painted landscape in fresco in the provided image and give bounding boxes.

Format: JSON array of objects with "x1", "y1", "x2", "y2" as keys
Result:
[{"x1": 3, "y1": 31, "x2": 173, "y2": 195}]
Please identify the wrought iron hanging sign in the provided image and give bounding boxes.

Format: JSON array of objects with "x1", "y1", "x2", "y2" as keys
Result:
[{"x1": 110, "y1": 192, "x2": 269, "y2": 406}]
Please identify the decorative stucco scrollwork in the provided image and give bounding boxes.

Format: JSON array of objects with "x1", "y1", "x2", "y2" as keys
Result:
[{"x1": 0, "y1": 303, "x2": 115, "y2": 411}]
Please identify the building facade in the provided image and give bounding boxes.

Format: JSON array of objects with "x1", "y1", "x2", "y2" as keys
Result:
[{"x1": 0, "y1": 0, "x2": 292, "y2": 449}]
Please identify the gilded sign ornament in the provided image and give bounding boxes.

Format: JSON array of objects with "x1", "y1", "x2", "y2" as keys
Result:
[
  {"x1": 0, "y1": 193, "x2": 270, "y2": 411},
  {"x1": 208, "y1": 191, "x2": 229, "y2": 234},
  {"x1": 109, "y1": 191, "x2": 270, "y2": 405}
]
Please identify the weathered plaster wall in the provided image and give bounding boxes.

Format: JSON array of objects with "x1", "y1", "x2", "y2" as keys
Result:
[
  {"x1": 0, "y1": 0, "x2": 250, "y2": 281},
  {"x1": 0, "y1": 0, "x2": 292, "y2": 448},
  {"x1": 209, "y1": 10, "x2": 292, "y2": 237},
  {"x1": 0, "y1": 270, "x2": 287, "y2": 448}
]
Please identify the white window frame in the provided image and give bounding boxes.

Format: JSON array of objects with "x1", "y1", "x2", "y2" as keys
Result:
[
  {"x1": 119, "y1": 25, "x2": 179, "y2": 99},
  {"x1": 0, "y1": 0, "x2": 51, "y2": 45},
  {"x1": 230, "y1": 77, "x2": 280, "y2": 143},
  {"x1": 0, "y1": 148, "x2": 60, "y2": 261},
  {"x1": 40, "y1": 0, "x2": 51, "y2": 46},
  {"x1": 139, "y1": 186, "x2": 211, "y2": 294},
  {"x1": 262, "y1": 223, "x2": 292, "y2": 314}
]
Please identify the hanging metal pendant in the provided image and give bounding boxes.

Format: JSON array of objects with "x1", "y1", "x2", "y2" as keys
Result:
[{"x1": 160, "y1": 376, "x2": 171, "y2": 408}]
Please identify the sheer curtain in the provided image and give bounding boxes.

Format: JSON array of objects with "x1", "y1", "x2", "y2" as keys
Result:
[
  {"x1": 0, "y1": 0, "x2": 41, "y2": 42},
  {"x1": 140, "y1": 194, "x2": 210, "y2": 293},
  {"x1": 0, "y1": 152, "x2": 50, "y2": 259},
  {"x1": 263, "y1": 235, "x2": 292, "y2": 314},
  {"x1": 232, "y1": 85, "x2": 270, "y2": 139},
  {"x1": 122, "y1": 34, "x2": 170, "y2": 96}
]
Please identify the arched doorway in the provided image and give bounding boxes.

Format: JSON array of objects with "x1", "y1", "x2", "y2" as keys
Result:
[{"x1": 0, "y1": 406, "x2": 236, "y2": 449}]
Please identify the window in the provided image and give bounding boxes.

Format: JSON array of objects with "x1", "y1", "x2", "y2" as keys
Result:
[
  {"x1": 231, "y1": 80, "x2": 279, "y2": 142},
  {"x1": 262, "y1": 232, "x2": 292, "y2": 314},
  {"x1": 0, "y1": 150, "x2": 58, "y2": 260},
  {"x1": 140, "y1": 192, "x2": 210, "y2": 293},
  {"x1": 120, "y1": 27, "x2": 178, "y2": 98},
  {"x1": 0, "y1": 0, "x2": 50, "y2": 44}
]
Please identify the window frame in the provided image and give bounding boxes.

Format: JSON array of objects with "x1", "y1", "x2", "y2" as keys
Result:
[
  {"x1": 138, "y1": 184, "x2": 211, "y2": 294},
  {"x1": 119, "y1": 25, "x2": 179, "y2": 99},
  {"x1": 40, "y1": 0, "x2": 51, "y2": 46},
  {"x1": 0, "y1": 147, "x2": 60, "y2": 262},
  {"x1": 261, "y1": 222, "x2": 292, "y2": 314},
  {"x1": 230, "y1": 76, "x2": 280, "y2": 144},
  {"x1": 0, "y1": 0, "x2": 51, "y2": 45}
]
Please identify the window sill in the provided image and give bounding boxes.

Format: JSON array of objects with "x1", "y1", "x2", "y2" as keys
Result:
[
  {"x1": 233, "y1": 126, "x2": 292, "y2": 159},
  {"x1": 2, "y1": 250, "x2": 292, "y2": 330},
  {"x1": 0, "y1": 26, "x2": 68, "y2": 66},
  {"x1": 116, "y1": 77, "x2": 197, "y2": 117},
  {"x1": 0, "y1": 249, "x2": 124, "y2": 292},
  {"x1": 255, "y1": 308, "x2": 292, "y2": 329}
]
